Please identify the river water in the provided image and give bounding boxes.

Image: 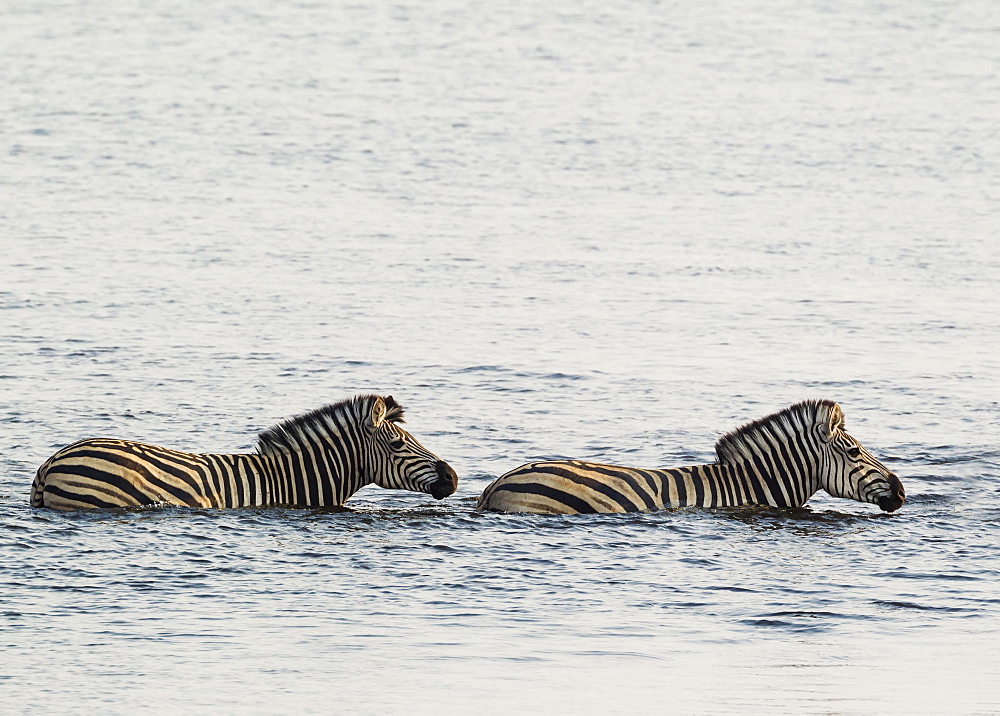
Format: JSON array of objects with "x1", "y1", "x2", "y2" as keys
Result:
[{"x1": 2, "y1": 0, "x2": 999, "y2": 712}]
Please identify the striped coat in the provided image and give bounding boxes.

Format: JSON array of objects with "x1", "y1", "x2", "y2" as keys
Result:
[
  {"x1": 477, "y1": 400, "x2": 904, "y2": 514},
  {"x1": 32, "y1": 394, "x2": 458, "y2": 511}
]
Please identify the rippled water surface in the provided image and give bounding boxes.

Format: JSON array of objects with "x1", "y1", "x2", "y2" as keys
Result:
[{"x1": 3, "y1": 0, "x2": 1000, "y2": 712}]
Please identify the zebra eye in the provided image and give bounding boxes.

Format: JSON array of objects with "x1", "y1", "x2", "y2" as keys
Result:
[
  {"x1": 389, "y1": 437, "x2": 406, "y2": 450},
  {"x1": 847, "y1": 447, "x2": 861, "y2": 458}
]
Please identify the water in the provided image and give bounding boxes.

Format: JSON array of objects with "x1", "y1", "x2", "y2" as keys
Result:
[{"x1": 2, "y1": 0, "x2": 1000, "y2": 711}]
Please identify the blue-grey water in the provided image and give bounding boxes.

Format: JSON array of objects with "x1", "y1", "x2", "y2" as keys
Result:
[{"x1": 2, "y1": 0, "x2": 1000, "y2": 712}]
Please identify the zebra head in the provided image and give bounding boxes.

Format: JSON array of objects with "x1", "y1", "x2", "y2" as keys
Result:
[
  {"x1": 365, "y1": 395, "x2": 458, "y2": 500},
  {"x1": 816, "y1": 402, "x2": 905, "y2": 512}
]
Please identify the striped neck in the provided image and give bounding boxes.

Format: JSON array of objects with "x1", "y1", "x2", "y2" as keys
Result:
[
  {"x1": 250, "y1": 396, "x2": 382, "y2": 507},
  {"x1": 641, "y1": 460, "x2": 820, "y2": 509},
  {"x1": 254, "y1": 445, "x2": 368, "y2": 507}
]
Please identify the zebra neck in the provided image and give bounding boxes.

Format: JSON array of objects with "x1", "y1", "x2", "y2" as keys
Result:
[
  {"x1": 650, "y1": 461, "x2": 817, "y2": 509},
  {"x1": 218, "y1": 453, "x2": 274, "y2": 507},
  {"x1": 261, "y1": 448, "x2": 370, "y2": 508}
]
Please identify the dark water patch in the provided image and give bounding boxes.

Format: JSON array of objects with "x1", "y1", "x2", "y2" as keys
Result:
[
  {"x1": 716, "y1": 505, "x2": 893, "y2": 534},
  {"x1": 106, "y1": 580, "x2": 171, "y2": 592},
  {"x1": 42, "y1": 584, "x2": 102, "y2": 593},
  {"x1": 458, "y1": 365, "x2": 509, "y2": 374},
  {"x1": 734, "y1": 610, "x2": 868, "y2": 635},
  {"x1": 875, "y1": 571, "x2": 983, "y2": 581},
  {"x1": 661, "y1": 602, "x2": 712, "y2": 608},
  {"x1": 0, "y1": 521, "x2": 33, "y2": 533},
  {"x1": 905, "y1": 448, "x2": 994, "y2": 466},
  {"x1": 873, "y1": 600, "x2": 977, "y2": 613},
  {"x1": 678, "y1": 557, "x2": 719, "y2": 567},
  {"x1": 769, "y1": 610, "x2": 867, "y2": 620},
  {"x1": 4, "y1": 539, "x2": 51, "y2": 550},
  {"x1": 739, "y1": 617, "x2": 831, "y2": 633},
  {"x1": 905, "y1": 493, "x2": 959, "y2": 504},
  {"x1": 797, "y1": 379, "x2": 873, "y2": 388}
]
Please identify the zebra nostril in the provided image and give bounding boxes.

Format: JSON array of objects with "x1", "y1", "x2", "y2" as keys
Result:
[
  {"x1": 888, "y1": 475, "x2": 905, "y2": 501},
  {"x1": 436, "y1": 460, "x2": 457, "y2": 483}
]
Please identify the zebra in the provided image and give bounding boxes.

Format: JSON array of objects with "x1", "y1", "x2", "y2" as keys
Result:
[
  {"x1": 31, "y1": 394, "x2": 458, "y2": 511},
  {"x1": 477, "y1": 399, "x2": 904, "y2": 514}
]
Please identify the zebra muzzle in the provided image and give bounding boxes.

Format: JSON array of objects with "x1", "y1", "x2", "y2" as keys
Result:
[
  {"x1": 877, "y1": 475, "x2": 905, "y2": 512},
  {"x1": 429, "y1": 461, "x2": 459, "y2": 499}
]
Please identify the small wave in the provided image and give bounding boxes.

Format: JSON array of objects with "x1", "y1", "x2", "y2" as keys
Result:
[
  {"x1": 738, "y1": 618, "x2": 829, "y2": 633},
  {"x1": 874, "y1": 571, "x2": 982, "y2": 581},
  {"x1": 873, "y1": 600, "x2": 977, "y2": 613},
  {"x1": 458, "y1": 364, "x2": 508, "y2": 374}
]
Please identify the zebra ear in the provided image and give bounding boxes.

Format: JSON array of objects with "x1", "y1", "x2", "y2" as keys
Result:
[
  {"x1": 819, "y1": 402, "x2": 845, "y2": 442},
  {"x1": 370, "y1": 396, "x2": 387, "y2": 428}
]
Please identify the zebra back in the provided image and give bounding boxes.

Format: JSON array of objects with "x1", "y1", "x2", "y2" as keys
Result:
[{"x1": 31, "y1": 438, "x2": 259, "y2": 510}]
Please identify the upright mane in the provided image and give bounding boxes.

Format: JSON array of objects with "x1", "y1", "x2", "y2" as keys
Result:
[
  {"x1": 714, "y1": 399, "x2": 841, "y2": 465},
  {"x1": 255, "y1": 394, "x2": 405, "y2": 456}
]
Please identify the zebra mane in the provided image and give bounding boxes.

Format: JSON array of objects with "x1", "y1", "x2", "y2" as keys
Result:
[
  {"x1": 255, "y1": 394, "x2": 405, "y2": 456},
  {"x1": 714, "y1": 399, "x2": 843, "y2": 465}
]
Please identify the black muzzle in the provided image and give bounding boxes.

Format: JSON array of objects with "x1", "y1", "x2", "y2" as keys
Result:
[
  {"x1": 429, "y1": 460, "x2": 458, "y2": 500},
  {"x1": 877, "y1": 474, "x2": 906, "y2": 512}
]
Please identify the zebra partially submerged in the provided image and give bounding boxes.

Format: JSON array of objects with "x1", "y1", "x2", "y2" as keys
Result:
[
  {"x1": 477, "y1": 399, "x2": 904, "y2": 514},
  {"x1": 32, "y1": 394, "x2": 458, "y2": 511}
]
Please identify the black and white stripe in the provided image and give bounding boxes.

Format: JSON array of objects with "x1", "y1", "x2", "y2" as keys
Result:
[
  {"x1": 477, "y1": 399, "x2": 904, "y2": 514},
  {"x1": 31, "y1": 394, "x2": 458, "y2": 511}
]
